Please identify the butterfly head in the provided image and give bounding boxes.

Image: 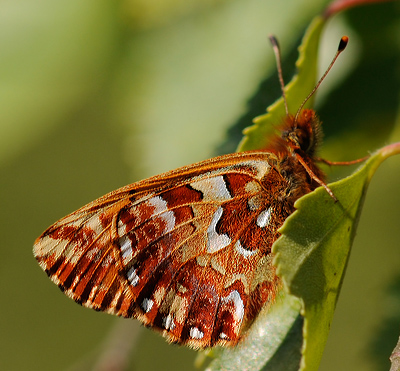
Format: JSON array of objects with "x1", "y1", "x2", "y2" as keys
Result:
[{"x1": 281, "y1": 108, "x2": 322, "y2": 157}]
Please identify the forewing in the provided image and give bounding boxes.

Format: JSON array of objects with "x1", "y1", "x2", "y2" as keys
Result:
[{"x1": 34, "y1": 151, "x2": 284, "y2": 348}]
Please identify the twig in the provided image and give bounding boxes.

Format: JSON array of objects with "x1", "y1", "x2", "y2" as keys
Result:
[
  {"x1": 93, "y1": 320, "x2": 142, "y2": 371},
  {"x1": 390, "y1": 336, "x2": 400, "y2": 371}
]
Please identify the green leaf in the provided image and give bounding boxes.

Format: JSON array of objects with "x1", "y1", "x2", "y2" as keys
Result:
[
  {"x1": 273, "y1": 142, "x2": 400, "y2": 371},
  {"x1": 237, "y1": 15, "x2": 324, "y2": 152}
]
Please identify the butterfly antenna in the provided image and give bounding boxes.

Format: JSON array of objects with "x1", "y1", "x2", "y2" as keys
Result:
[
  {"x1": 269, "y1": 35, "x2": 289, "y2": 116},
  {"x1": 294, "y1": 36, "x2": 349, "y2": 123}
]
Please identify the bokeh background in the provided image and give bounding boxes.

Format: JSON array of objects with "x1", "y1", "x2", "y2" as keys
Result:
[{"x1": 1, "y1": 0, "x2": 399, "y2": 370}]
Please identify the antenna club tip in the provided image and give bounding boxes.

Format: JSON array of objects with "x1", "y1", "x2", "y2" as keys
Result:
[
  {"x1": 338, "y1": 36, "x2": 349, "y2": 51},
  {"x1": 268, "y1": 34, "x2": 279, "y2": 47}
]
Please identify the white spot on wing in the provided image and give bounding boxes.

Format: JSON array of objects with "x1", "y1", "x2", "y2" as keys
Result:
[
  {"x1": 207, "y1": 207, "x2": 231, "y2": 253},
  {"x1": 189, "y1": 327, "x2": 204, "y2": 339},
  {"x1": 235, "y1": 240, "x2": 257, "y2": 258},
  {"x1": 160, "y1": 210, "x2": 176, "y2": 233},
  {"x1": 190, "y1": 175, "x2": 232, "y2": 201},
  {"x1": 163, "y1": 315, "x2": 175, "y2": 330},
  {"x1": 141, "y1": 298, "x2": 154, "y2": 313},
  {"x1": 148, "y1": 196, "x2": 176, "y2": 232},
  {"x1": 148, "y1": 195, "x2": 168, "y2": 213},
  {"x1": 257, "y1": 207, "x2": 272, "y2": 228},
  {"x1": 127, "y1": 267, "x2": 139, "y2": 286},
  {"x1": 222, "y1": 290, "x2": 244, "y2": 323},
  {"x1": 120, "y1": 235, "x2": 133, "y2": 261}
]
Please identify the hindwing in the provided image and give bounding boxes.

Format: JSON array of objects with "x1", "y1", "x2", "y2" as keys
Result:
[{"x1": 34, "y1": 151, "x2": 288, "y2": 348}]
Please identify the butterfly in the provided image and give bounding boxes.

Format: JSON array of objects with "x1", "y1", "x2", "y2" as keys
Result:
[{"x1": 33, "y1": 36, "x2": 352, "y2": 348}]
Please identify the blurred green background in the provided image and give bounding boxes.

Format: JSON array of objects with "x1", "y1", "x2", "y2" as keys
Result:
[{"x1": 1, "y1": 0, "x2": 399, "y2": 370}]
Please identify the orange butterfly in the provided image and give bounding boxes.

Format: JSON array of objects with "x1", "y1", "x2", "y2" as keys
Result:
[{"x1": 33, "y1": 36, "x2": 353, "y2": 348}]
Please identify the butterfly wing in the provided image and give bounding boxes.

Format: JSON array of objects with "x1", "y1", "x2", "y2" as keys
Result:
[{"x1": 34, "y1": 151, "x2": 289, "y2": 348}]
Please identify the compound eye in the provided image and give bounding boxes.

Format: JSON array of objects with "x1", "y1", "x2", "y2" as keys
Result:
[{"x1": 296, "y1": 128, "x2": 312, "y2": 152}]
